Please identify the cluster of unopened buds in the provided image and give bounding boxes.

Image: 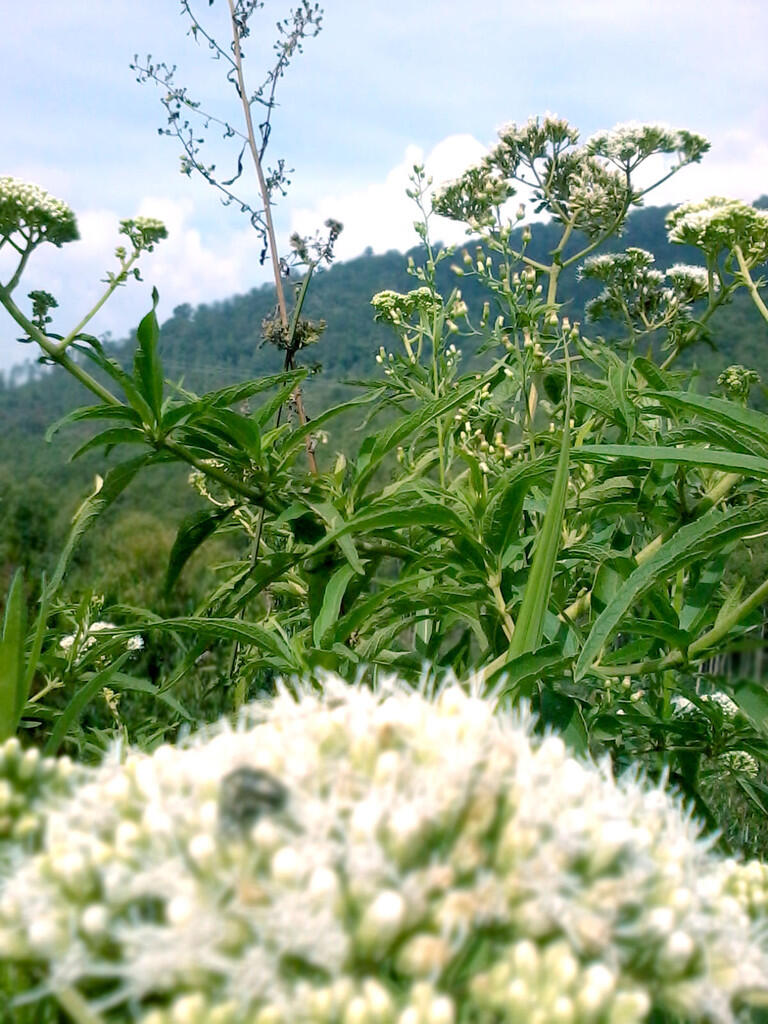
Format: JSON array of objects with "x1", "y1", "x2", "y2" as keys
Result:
[
  {"x1": 444, "y1": 342, "x2": 461, "y2": 367},
  {"x1": 717, "y1": 364, "x2": 761, "y2": 402},
  {"x1": 454, "y1": 413, "x2": 514, "y2": 474},
  {"x1": 375, "y1": 345, "x2": 400, "y2": 375}
]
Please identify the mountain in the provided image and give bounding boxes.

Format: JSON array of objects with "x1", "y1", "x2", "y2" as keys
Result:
[{"x1": 1, "y1": 200, "x2": 766, "y2": 598}]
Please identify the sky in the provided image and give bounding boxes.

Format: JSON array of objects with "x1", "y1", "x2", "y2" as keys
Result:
[{"x1": 1, "y1": 0, "x2": 766, "y2": 373}]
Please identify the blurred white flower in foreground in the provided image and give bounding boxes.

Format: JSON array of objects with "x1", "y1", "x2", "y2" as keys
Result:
[{"x1": 0, "y1": 674, "x2": 767, "y2": 1024}]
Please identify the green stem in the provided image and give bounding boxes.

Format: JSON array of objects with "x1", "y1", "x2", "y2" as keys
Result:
[
  {"x1": 3, "y1": 238, "x2": 34, "y2": 294},
  {"x1": 560, "y1": 471, "x2": 743, "y2": 623},
  {"x1": 547, "y1": 218, "x2": 575, "y2": 308},
  {"x1": 0, "y1": 285, "x2": 121, "y2": 405},
  {"x1": 55, "y1": 252, "x2": 141, "y2": 354},
  {"x1": 161, "y1": 437, "x2": 278, "y2": 512},
  {"x1": 489, "y1": 572, "x2": 515, "y2": 642},
  {"x1": 56, "y1": 987, "x2": 106, "y2": 1024},
  {"x1": 660, "y1": 285, "x2": 731, "y2": 371},
  {"x1": 733, "y1": 244, "x2": 768, "y2": 325},
  {"x1": 596, "y1": 574, "x2": 768, "y2": 678}
]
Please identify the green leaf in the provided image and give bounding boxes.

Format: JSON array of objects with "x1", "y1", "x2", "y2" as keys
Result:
[
  {"x1": 489, "y1": 644, "x2": 571, "y2": 698},
  {"x1": 509, "y1": 408, "x2": 571, "y2": 659},
  {"x1": 352, "y1": 368, "x2": 503, "y2": 497},
  {"x1": 678, "y1": 557, "x2": 727, "y2": 633},
  {"x1": 313, "y1": 564, "x2": 357, "y2": 646},
  {"x1": 137, "y1": 617, "x2": 302, "y2": 671},
  {"x1": 108, "y1": 672, "x2": 193, "y2": 721},
  {"x1": 195, "y1": 408, "x2": 262, "y2": 461},
  {"x1": 0, "y1": 571, "x2": 27, "y2": 741},
  {"x1": 45, "y1": 403, "x2": 142, "y2": 442},
  {"x1": 165, "y1": 505, "x2": 237, "y2": 595},
  {"x1": 647, "y1": 391, "x2": 768, "y2": 450},
  {"x1": 134, "y1": 288, "x2": 163, "y2": 421},
  {"x1": 572, "y1": 444, "x2": 768, "y2": 477},
  {"x1": 309, "y1": 501, "x2": 365, "y2": 575},
  {"x1": 634, "y1": 358, "x2": 676, "y2": 390},
  {"x1": 69, "y1": 426, "x2": 147, "y2": 461},
  {"x1": 483, "y1": 461, "x2": 555, "y2": 565},
  {"x1": 252, "y1": 377, "x2": 308, "y2": 428},
  {"x1": 732, "y1": 680, "x2": 768, "y2": 735},
  {"x1": 22, "y1": 572, "x2": 52, "y2": 697},
  {"x1": 277, "y1": 393, "x2": 377, "y2": 464},
  {"x1": 537, "y1": 689, "x2": 588, "y2": 756},
  {"x1": 574, "y1": 500, "x2": 768, "y2": 680},
  {"x1": 200, "y1": 369, "x2": 307, "y2": 414},
  {"x1": 77, "y1": 334, "x2": 155, "y2": 424}
]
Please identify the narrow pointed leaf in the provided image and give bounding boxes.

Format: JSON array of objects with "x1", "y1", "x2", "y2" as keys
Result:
[
  {"x1": 165, "y1": 505, "x2": 237, "y2": 595},
  {"x1": 573, "y1": 444, "x2": 768, "y2": 477},
  {"x1": 69, "y1": 426, "x2": 147, "y2": 461},
  {"x1": 0, "y1": 571, "x2": 27, "y2": 740},
  {"x1": 134, "y1": 288, "x2": 163, "y2": 421},
  {"x1": 647, "y1": 391, "x2": 768, "y2": 448},
  {"x1": 313, "y1": 563, "x2": 357, "y2": 646},
  {"x1": 44, "y1": 652, "x2": 132, "y2": 755},
  {"x1": 509, "y1": 417, "x2": 571, "y2": 659},
  {"x1": 45, "y1": 403, "x2": 142, "y2": 442},
  {"x1": 48, "y1": 454, "x2": 163, "y2": 593}
]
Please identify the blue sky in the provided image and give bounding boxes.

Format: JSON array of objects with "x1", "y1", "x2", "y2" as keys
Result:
[{"x1": 1, "y1": 0, "x2": 766, "y2": 373}]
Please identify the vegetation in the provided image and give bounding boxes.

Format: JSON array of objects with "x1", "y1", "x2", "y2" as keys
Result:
[{"x1": 1, "y1": 1, "x2": 768, "y2": 1020}]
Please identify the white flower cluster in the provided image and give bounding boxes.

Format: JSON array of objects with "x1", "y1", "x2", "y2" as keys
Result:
[
  {"x1": 371, "y1": 287, "x2": 439, "y2": 327},
  {"x1": 59, "y1": 621, "x2": 144, "y2": 657},
  {"x1": 0, "y1": 176, "x2": 79, "y2": 248},
  {"x1": 719, "y1": 857, "x2": 768, "y2": 920},
  {"x1": 580, "y1": 249, "x2": 711, "y2": 328},
  {"x1": 666, "y1": 197, "x2": 768, "y2": 264},
  {"x1": 585, "y1": 122, "x2": 709, "y2": 168},
  {"x1": 119, "y1": 216, "x2": 168, "y2": 253},
  {"x1": 665, "y1": 263, "x2": 712, "y2": 300},
  {"x1": 495, "y1": 113, "x2": 580, "y2": 165},
  {"x1": 432, "y1": 162, "x2": 514, "y2": 229},
  {"x1": 672, "y1": 691, "x2": 739, "y2": 716},
  {"x1": 671, "y1": 691, "x2": 760, "y2": 778},
  {"x1": 1, "y1": 676, "x2": 767, "y2": 1024},
  {"x1": 0, "y1": 738, "x2": 79, "y2": 857}
]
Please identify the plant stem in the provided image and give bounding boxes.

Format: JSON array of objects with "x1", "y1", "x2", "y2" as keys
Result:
[
  {"x1": 488, "y1": 572, "x2": 515, "y2": 642},
  {"x1": 56, "y1": 987, "x2": 106, "y2": 1024},
  {"x1": 596, "y1": 574, "x2": 768, "y2": 678},
  {"x1": 55, "y1": 252, "x2": 142, "y2": 354},
  {"x1": 161, "y1": 437, "x2": 279, "y2": 512},
  {"x1": 226, "y1": 0, "x2": 317, "y2": 473},
  {"x1": 0, "y1": 286, "x2": 121, "y2": 406},
  {"x1": 3, "y1": 238, "x2": 34, "y2": 294},
  {"x1": 733, "y1": 244, "x2": 768, "y2": 325},
  {"x1": 560, "y1": 471, "x2": 743, "y2": 623}
]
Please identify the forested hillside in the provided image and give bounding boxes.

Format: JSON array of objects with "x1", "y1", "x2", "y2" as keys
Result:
[{"x1": 1, "y1": 198, "x2": 766, "y2": 600}]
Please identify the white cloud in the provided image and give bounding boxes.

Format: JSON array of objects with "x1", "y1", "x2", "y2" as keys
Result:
[{"x1": 290, "y1": 134, "x2": 489, "y2": 259}]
